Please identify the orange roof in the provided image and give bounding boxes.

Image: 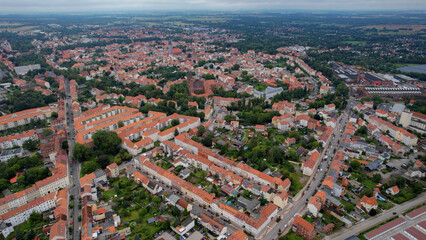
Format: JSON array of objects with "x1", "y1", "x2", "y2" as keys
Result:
[
  {"x1": 107, "y1": 162, "x2": 118, "y2": 170},
  {"x1": 49, "y1": 219, "x2": 67, "y2": 240},
  {"x1": 259, "y1": 203, "x2": 278, "y2": 217},
  {"x1": 391, "y1": 186, "x2": 400, "y2": 193},
  {"x1": 359, "y1": 195, "x2": 378, "y2": 207},
  {"x1": 228, "y1": 230, "x2": 248, "y2": 240},
  {"x1": 293, "y1": 215, "x2": 315, "y2": 234},
  {"x1": 80, "y1": 173, "x2": 96, "y2": 187}
]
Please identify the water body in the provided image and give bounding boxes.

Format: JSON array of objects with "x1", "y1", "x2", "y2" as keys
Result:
[{"x1": 397, "y1": 64, "x2": 426, "y2": 74}]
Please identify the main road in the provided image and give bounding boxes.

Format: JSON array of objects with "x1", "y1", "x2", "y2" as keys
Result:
[
  {"x1": 261, "y1": 100, "x2": 355, "y2": 240},
  {"x1": 64, "y1": 78, "x2": 81, "y2": 240}
]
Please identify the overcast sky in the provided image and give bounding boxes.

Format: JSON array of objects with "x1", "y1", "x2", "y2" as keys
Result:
[{"x1": 0, "y1": 0, "x2": 425, "y2": 13}]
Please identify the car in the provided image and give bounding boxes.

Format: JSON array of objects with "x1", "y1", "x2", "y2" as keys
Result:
[
  {"x1": 70, "y1": 221, "x2": 73, "y2": 224},
  {"x1": 393, "y1": 212, "x2": 397, "y2": 215}
]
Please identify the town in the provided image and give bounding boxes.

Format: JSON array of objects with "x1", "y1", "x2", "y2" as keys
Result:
[{"x1": 0, "y1": 10, "x2": 425, "y2": 240}]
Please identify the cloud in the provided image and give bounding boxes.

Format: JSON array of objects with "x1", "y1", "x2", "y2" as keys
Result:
[{"x1": 0, "y1": 0, "x2": 425, "y2": 12}]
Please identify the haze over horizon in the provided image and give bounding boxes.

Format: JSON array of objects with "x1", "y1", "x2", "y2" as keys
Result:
[{"x1": 1, "y1": 0, "x2": 426, "y2": 13}]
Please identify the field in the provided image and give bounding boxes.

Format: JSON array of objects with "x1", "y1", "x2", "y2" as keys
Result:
[{"x1": 361, "y1": 25, "x2": 426, "y2": 34}]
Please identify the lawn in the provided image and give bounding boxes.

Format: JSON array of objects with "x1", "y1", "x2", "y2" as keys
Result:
[
  {"x1": 279, "y1": 230, "x2": 305, "y2": 240},
  {"x1": 289, "y1": 172, "x2": 307, "y2": 195},
  {"x1": 340, "y1": 200, "x2": 356, "y2": 212},
  {"x1": 362, "y1": 180, "x2": 378, "y2": 189},
  {"x1": 101, "y1": 189, "x2": 117, "y2": 201}
]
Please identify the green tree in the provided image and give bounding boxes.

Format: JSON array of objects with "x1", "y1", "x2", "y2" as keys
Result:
[
  {"x1": 372, "y1": 173, "x2": 382, "y2": 183},
  {"x1": 114, "y1": 149, "x2": 132, "y2": 165},
  {"x1": 287, "y1": 148, "x2": 299, "y2": 162},
  {"x1": 350, "y1": 160, "x2": 361, "y2": 171},
  {"x1": 174, "y1": 128, "x2": 179, "y2": 137},
  {"x1": 62, "y1": 140, "x2": 69, "y2": 151},
  {"x1": 23, "y1": 139, "x2": 39, "y2": 152},
  {"x1": 224, "y1": 114, "x2": 237, "y2": 122},
  {"x1": 97, "y1": 155, "x2": 111, "y2": 169},
  {"x1": 171, "y1": 119, "x2": 180, "y2": 126},
  {"x1": 81, "y1": 161, "x2": 100, "y2": 175},
  {"x1": 202, "y1": 134, "x2": 213, "y2": 147},
  {"x1": 118, "y1": 120, "x2": 124, "y2": 128},
  {"x1": 50, "y1": 112, "x2": 58, "y2": 120},
  {"x1": 42, "y1": 128, "x2": 54, "y2": 137},
  {"x1": 197, "y1": 125, "x2": 206, "y2": 137},
  {"x1": 73, "y1": 143, "x2": 93, "y2": 162},
  {"x1": 93, "y1": 130, "x2": 122, "y2": 155},
  {"x1": 268, "y1": 146, "x2": 285, "y2": 164}
]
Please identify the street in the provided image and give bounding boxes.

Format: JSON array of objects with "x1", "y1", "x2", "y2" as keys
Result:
[
  {"x1": 64, "y1": 78, "x2": 81, "y2": 240},
  {"x1": 260, "y1": 100, "x2": 354, "y2": 240}
]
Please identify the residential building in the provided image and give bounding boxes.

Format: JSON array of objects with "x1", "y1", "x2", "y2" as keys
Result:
[{"x1": 292, "y1": 215, "x2": 317, "y2": 240}]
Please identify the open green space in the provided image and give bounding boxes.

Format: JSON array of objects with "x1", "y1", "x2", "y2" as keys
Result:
[{"x1": 108, "y1": 178, "x2": 169, "y2": 240}]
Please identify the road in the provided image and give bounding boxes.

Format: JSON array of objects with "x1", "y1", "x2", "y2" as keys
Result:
[
  {"x1": 64, "y1": 78, "x2": 81, "y2": 240},
  {"x1": 326, "y1": 192, "x2": 426, "y2": 240},
  {"x1": 261, "y1": 100, "x2": 355, "y2": 240}
]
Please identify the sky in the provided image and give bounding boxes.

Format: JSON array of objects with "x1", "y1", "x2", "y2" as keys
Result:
[{"x1": 0, "y1": 0, "x2": 426, "y2": 13}]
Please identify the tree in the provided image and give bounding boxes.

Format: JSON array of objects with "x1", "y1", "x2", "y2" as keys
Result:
[
  {"x1": 15, "y1": 228, "x2": 24, "y2": 240},
  {"x1": 73, "y1": 143, "x2": 93, "y2": 162},
  {"x1": 23, "y1": 139, "x2": 39, "y2": 151},
  {"x1": 114, "y1": 149, "x2": 132, "y2": 165},
  {"x1": 81, "y1": 161, "x2": 100, "y2": 175},
  {"x1": 350, "y1": 160, "x2": 361, "y2": 171},
  {"x1": 174, "y1": 128, "x2": 179, "y2": 137},
  {"x1": 197, "y1": 125, "x2": 206, "y2": 137},
  {"x1": 42, "y1": 128, "x2": 53, "y2": 137},
  {"x1": 268, "y1": 146, "x2": 284, "y2": 164},
  {"x1": 372, "y1": 173, "x2": 382, "y2": 183},
  {"x1": 97, "y1": 155, "x2": 111, "y2": 169},
  {"x1": 287, "y1": 148, "x2": 299, "y2": 162},
  {"x1": 183, "y1": 209, "x2": 189, "y2": 216},
  {"x1": 224, "y1": 114, "x2": 237, "y2": 122},
  {"x1": 171, "y1": 119, "x2": 180, "y2": 126},
  {"x1": 118, "y1": 120, "x2": 124, "y2": 128},
  {"x1": 50, "y1": 111, "x2": 58, "y2": 120},
  {"x1": 202, "y1": 134, "x2": 213, "y2": 147},
  {"x1": 93, "y1": 130, "x2": 122, "y2": 155},
  {"x1": 62, "y1": 140, "x2": 69, "y2": 151}
]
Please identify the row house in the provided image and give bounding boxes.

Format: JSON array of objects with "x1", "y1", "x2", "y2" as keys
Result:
[
  {"x1": 0, "y1": 106, "x2": 56, "y2": 131},
  {"x1": 368, "y1": 116, "x2": 418, "y2": 146},
  {"x1": 0, "y1": 130, "x2": 38, "y2": 149},
  {"x1": 212, "y1": 200, "x2": 278, "y2": 236},
  {"x1": 0, "y1": 192, "x2": 56, "y2": 235}
]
